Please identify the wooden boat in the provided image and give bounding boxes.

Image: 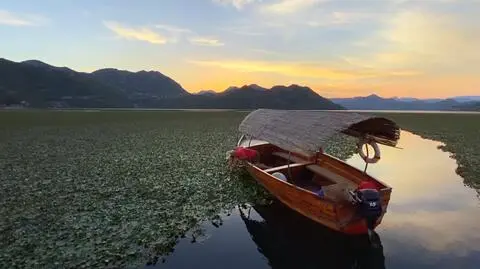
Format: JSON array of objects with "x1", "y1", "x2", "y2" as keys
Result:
[{"x1": 227, "y1": 109, "x2": 400, "y2": 235}]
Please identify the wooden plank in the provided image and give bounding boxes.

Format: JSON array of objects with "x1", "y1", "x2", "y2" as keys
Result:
[
  {"x1": 306, "y1": 164, "x2": 357, "y2": 189},
  {"x1": 263, "y1": 163, "x2": 307, "y2": 173}
]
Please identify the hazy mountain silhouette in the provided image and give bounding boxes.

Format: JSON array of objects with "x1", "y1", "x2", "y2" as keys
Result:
[
  {"x1": 179, "y1": 84, "x2": 344, "y2": 110},
  {"x1": 0, "y1": 58, "x2": 343, "y2": 110},
  {"x1": 0, "y1": 58, "x2": 130, "y2": 108},
  {"x1": 331, "y1": 94, "x2": 480, "y2": 111}
]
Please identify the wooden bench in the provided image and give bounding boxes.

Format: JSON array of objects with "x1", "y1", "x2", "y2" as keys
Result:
[
  {"x1": 273, "y1": 151, "x2": 354, "y2": 186},
  {"x1": 306, "y1": 164, "x2": 357, "y2": 189},
  {"x1": 263, "y1": 163, "x2": 307, "y2": 173}
]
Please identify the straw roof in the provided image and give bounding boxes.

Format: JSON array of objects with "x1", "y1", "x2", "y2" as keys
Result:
[{"x1": 238, "y1": 109, "x2": 400, "y2": 157}]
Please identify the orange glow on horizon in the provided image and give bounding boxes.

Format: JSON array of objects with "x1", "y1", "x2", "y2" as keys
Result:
[{"x1": 178, "y1": 71, "x2": 479, "y2": 99}]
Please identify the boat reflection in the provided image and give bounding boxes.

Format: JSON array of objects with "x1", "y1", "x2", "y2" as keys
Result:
[{"x1": 239, "y1": 200, "x2": 385, "y2": 269}]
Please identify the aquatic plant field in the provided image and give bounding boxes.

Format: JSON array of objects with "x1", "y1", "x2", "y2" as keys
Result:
[
  {"x1": 0, "y1": 110, "x2": 479, "y2": 268},
  {"x1": 0, "y1": 111, "x2": 266, "y2": 268}
]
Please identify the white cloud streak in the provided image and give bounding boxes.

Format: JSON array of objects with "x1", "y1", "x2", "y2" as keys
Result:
[
  {"x1": 189, "y1": 37, "x2": 225, "y2": 46},
  {"x1": 103, "y1": 21, "x2": 168, "y2": 44},
  {"x1": 0, "y1": 9, "x2": 48, "y2": 26},
  {"x1": 213, "y1": 0, "x2": 262, "y2": 10},
  {"x1": 155, "y1": 24, "x2": 192, "y2": 33},
  {"x1": 104, "y1": 21, "x2": 225, "y2": 47},
  {"x1": 306, "y1": 11, "x2": 381, "y2": 27},
  {"x1": 261, "y1": 0, "x2": 328, "y2": 15}
]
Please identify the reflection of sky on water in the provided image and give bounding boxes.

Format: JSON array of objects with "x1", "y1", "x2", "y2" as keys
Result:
[
  {"x1": 346, "y1": 131, "x2": 480, "y2": 267},
  {"x1": 149, "y1": 212, "x2": 269, "y2": 269},
  {"x1": 348, "y1": 131, "x2": 478, "y2": 209},
  {"x1": 152, "y1": 131, "x2": 480, "y2": 269}
]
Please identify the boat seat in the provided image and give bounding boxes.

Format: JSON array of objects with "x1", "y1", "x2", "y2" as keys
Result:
[
  {"x1": 272, "y1": 152, "x2": 307, "y2": 163},
  {"x1": 263, "y1": 163, "x2": 306, "y2": 173},
  {"x1": 305, "y1": 164, "x2": 357, "y2": 189}
]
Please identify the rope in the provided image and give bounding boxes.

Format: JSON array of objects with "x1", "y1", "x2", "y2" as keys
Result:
[{"x1": 364, "y1": 143, "x2": 369, "y2": 173}]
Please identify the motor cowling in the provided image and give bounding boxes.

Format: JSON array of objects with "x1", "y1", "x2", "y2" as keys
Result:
[
  {"x1": 358, "y1": 189, "x2": 382, "y2": 227},
  {"x1": 354, "y1": 181, "x2": 382, "y2": 230}
]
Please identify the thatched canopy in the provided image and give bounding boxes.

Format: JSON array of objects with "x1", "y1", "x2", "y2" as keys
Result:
[{"x1": 238, "y1": 109, "x2": 400, "y2": 157}]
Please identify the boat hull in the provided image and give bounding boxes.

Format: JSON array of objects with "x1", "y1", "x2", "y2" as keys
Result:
[{"x1": 244, "y1": 158, "x2": 391, "y2": 235}]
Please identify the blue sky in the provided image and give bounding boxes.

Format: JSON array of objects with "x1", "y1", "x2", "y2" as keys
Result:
[{"x1": 1, "y1": 0, "x2": 479, "y2": 97}]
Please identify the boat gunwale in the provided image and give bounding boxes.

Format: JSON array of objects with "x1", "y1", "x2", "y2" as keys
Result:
[{"x1": 241, "y1": 138, "x2": 393, "y2": 191}]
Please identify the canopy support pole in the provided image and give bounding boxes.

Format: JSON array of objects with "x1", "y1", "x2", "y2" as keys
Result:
[
  {"x1": 287, "y1": 151, "x2": 292, "y2": 180},
  {"x1": 237, "y1": 134, "x2": 245, "y2": 146},
  {"x1": 363, "y1": 143, "x2": 369, "y2": 173}
]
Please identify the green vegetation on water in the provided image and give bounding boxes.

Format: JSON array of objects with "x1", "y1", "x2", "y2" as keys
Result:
[
  {"x1": 0, "y1": 110, "x2": 478, "y2": 268},
  {"x1": 0, "y1": 111, "x2": 268, "y2": 268}
]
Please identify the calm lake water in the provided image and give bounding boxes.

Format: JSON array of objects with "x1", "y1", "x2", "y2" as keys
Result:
[{"x1": 147, "y1": 131, "x2": 480, "y2": 269}]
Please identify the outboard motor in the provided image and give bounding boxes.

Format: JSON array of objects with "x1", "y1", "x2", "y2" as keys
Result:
[
  {"x1": 356, "y1": 188, "x2": 382, "y2": 231},
  {"x1": 349, "y1": 180, "x2": 383, "y2": 244}
]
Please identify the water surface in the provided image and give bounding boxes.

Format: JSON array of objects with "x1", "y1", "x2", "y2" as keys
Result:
[{"x1": 149, "y1": 131, "x2": 480, "y2": 269}]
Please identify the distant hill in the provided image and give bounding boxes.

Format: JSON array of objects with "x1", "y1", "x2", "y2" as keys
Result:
[
  {"x1": 450, "y1": 96, "x2": 480, "y2": 103},
  {"x1": 451, "y1": 101, "x2": 480, "y2": 111},
  {"x1": 91, "y1": 68, "x2": 188, "y2": 106},
  {"x1": 331, "y1": 94, "x2": 480, "y2": 111},
  {"x1": 0, "y1": 58, "x2": 342, "y2": 110},
  {"x1": 394, "y1": 96, "x2": 480, "y2": 103},
  {"x1": 196, "y1": 90, "x2": 217, "y2": 96},
  {"x1": 159, "y1": 84, "x2": 344, "y2": 110},
  {"x1": 0, "y1": 58, "x2": 130, "y2": 108}
]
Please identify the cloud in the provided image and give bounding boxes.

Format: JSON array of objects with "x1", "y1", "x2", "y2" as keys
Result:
[
  {"x1": 188, "y1": 59, "x2": 419, "y2": 80},
  {"x1": 0, "y1": 9, "x2": 48, "y2": 26},
  {"x1": 306, "y1": 11, "x2": 381, "y2": 27},
  {"x1": 155, "y1": 24, "x2": 191, "y2": 33},
  {"x1": 261, "y1": 0, "x2": 327, "y2": 15},
  {"x1": 251, "y1": 49, "x2": 282, "y2": 55},
  {"x1": 189, "y1": 37, "x2": 225, "y2": 46},
  {"x1": 349, "y1": 10, "x2": 480, "y2": 71},
  {"x1": 389, "y1": 0, "x2": 462, "y2": 4},
  {"x1": 221, "y1": 26, "x2": 265, "y2": 36},
  {"x1": 103, "y1": 21, "x2": 168, "y2": 44},
  {"x1": 155, "y1": 24, "x2": 192, "y2": 43},
  {"x1": 213, "y1": 0, "x2": 261, "y2": 10},
  {"x1": 383, "y1": 11, "x2": 480, "y2": 61},
  {"x1": 104, "y1": 21, "x2": 225, "y2": 47}
]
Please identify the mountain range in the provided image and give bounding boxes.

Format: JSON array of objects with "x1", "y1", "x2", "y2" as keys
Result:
[
  {"x1": 0, "y1": 58, "x2": 341, "y2": 110},
  {"x1": 331, "y1": 94, "x2": 480, "y2": 111},
  {"x1": 0, "y1": 58, "x2": 478, "y2": 111}
]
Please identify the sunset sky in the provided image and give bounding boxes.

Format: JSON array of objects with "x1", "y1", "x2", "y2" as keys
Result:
[{"x1": 1, "y1": 0, "x2": 479, "y2": 98}]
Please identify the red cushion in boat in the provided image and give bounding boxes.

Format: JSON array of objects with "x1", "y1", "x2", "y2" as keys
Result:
[
  {"x1": 233, "y1": 147, "x2": 258, "y2": 160},
  {"x1": 357, "y1": 180, "x2": 379, "y2": 190}
]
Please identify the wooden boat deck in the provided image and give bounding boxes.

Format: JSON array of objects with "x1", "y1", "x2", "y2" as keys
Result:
[
  {"x1": 294, "y1": 179, "x2": 323, "y2": 194},
  {"x1": 270, "y1": 151, "x2": 357, "y2": 190}
]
